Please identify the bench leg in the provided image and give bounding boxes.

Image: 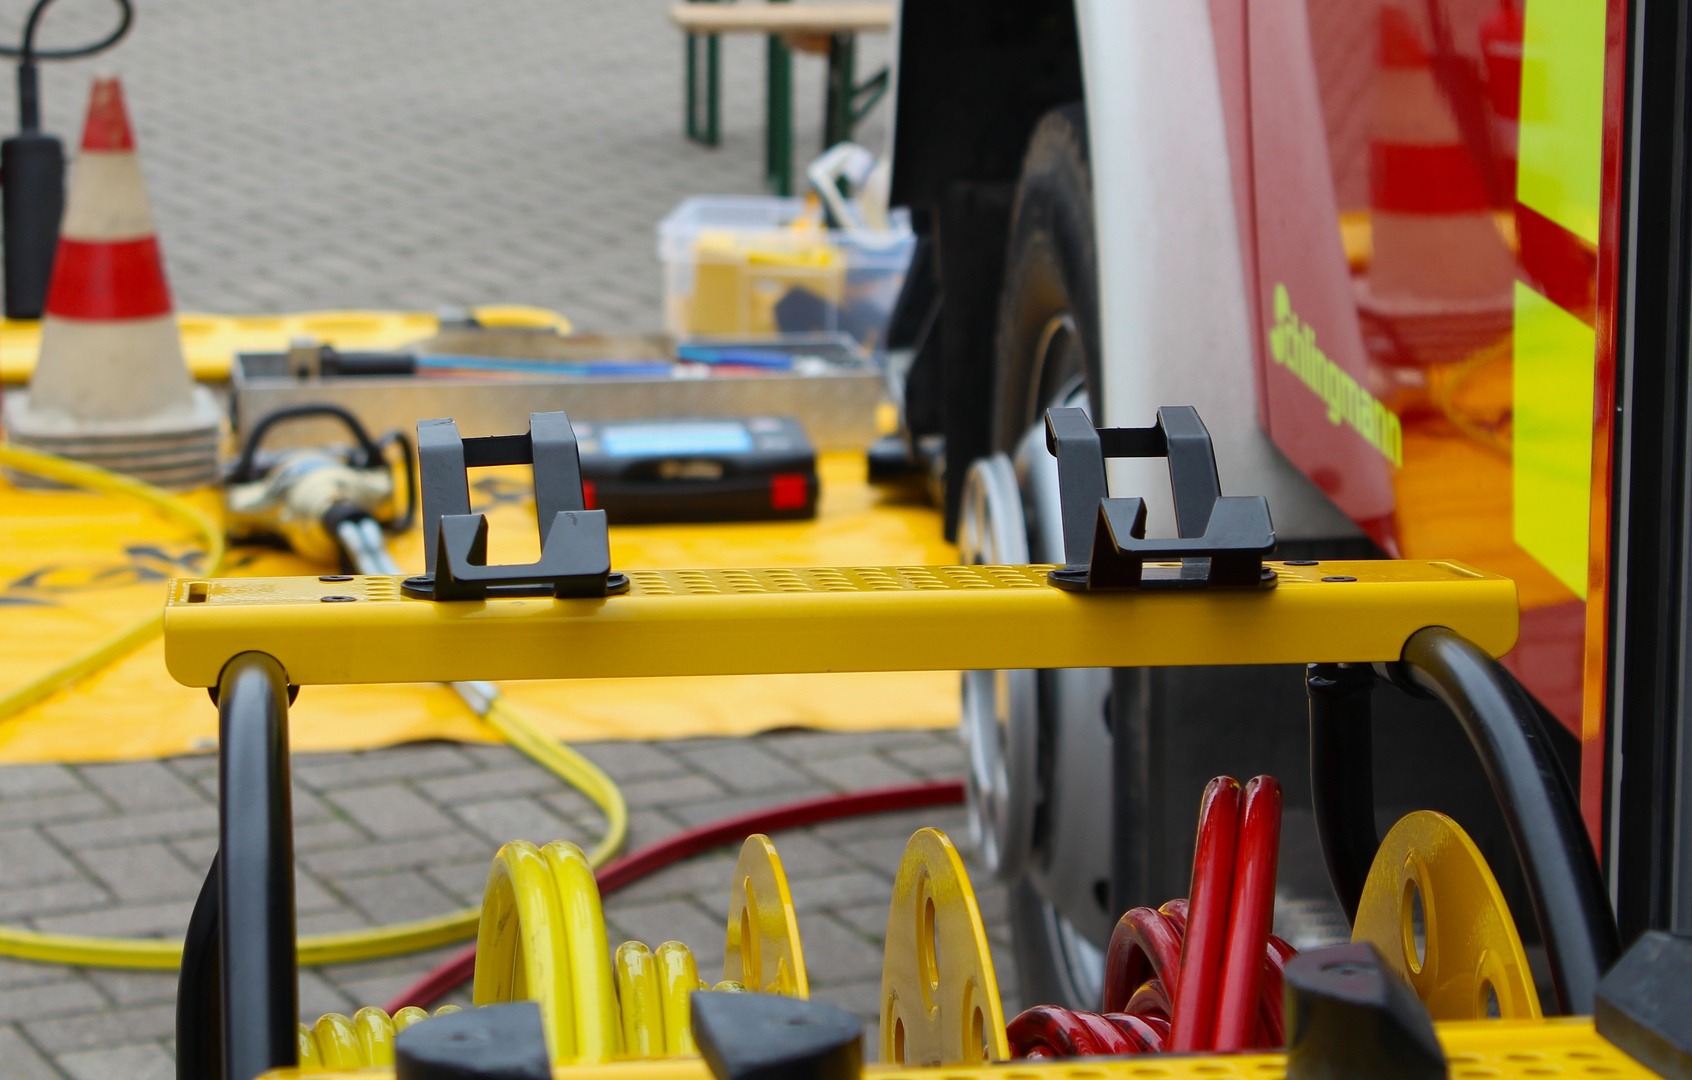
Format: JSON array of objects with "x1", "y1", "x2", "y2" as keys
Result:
[
  {"x1": 686, "y1": 32, "x2": 721, "y2": 147},
  {"x1": 766, "y1": 31, "x2": 793, "y2": 194}
]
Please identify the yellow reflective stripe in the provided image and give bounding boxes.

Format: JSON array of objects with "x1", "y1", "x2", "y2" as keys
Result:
[
  {"x1": 1512, "y1": 281, "x2": 1597, "y2": 598},
  {"x1": 1516, "y1": 0, "x2": 1608, "y2": 244}
]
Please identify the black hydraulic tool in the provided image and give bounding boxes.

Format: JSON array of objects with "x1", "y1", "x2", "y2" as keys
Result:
[
  {"x1": 0, "y1": 0, "x2": 133, "y2": 319},
  {"x1": 1043, "y1": 406, "x2": 1277, "y2": 590},
  {"x1": 223, "y1": 403, "x2": 417, "y2": 569}
]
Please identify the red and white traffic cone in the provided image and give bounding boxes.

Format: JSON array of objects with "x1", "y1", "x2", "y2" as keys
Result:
[
  {"x1": 3, "y1": 76, "x2": 219, "y2": 489},
  {"x1": 1356, "y1": 4, "x2": 1514, "y2": 371}
]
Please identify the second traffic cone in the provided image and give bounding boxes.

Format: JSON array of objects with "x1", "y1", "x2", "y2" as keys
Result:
[
  {"x1": 1356, "y1": 4, "x2": 1514, "y2": 370},
  {"x1": 2, "y1": 76, "x2": 220, "y2": 489}
]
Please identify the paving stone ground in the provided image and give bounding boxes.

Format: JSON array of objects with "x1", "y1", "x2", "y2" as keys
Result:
[
  {"x1": 0, "y1": 3, "x2": 963, "y2": 1077},
  {"x1": 0, "y1": 0, "x2": 891, "y2": 328},
  {"x1": 0, "y1": 731, "x2": 1011, "y2": 1079}
]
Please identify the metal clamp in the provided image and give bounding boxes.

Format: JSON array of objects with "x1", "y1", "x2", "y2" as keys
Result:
[
  {"x1": 402, "y1": 412, "x2": 628, "y2": 601},
  {"x1": 1043, "y1": 406, "x2": 1276, "y2": 591}
]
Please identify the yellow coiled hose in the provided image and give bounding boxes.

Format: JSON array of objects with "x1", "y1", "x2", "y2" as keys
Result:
[
  {"x1": 297, "y1": 1004, "x2": 461, "y2": 1069},
  {"x1": 303, "y1": 833, "x2": 802, "y2": 1068},
  {"x1": 0, "y1": 445, "x2": 628, "y2": 969}
]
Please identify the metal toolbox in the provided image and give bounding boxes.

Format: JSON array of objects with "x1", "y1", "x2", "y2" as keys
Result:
[{"x1": 229, "y1": 328, "x2": 886, "y2": 452}]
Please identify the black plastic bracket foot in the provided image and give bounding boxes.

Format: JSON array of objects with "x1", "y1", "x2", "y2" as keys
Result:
[
  {"x1": 1285, "y1": 943, "x2": 1446, "y2": 1080},
  {"x1": 1596, "y1": 931, "x2": 1692, "y2": 1080},
  {"x1": 692, "y1": 992, "x2": 861, "y2": 1080},
  {"x1": 395, "y1": 1001, "x2": 550, "y2": 1080}
]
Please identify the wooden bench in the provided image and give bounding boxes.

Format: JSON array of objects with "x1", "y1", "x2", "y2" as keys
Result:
[{"x1": 670, "y1": 2, "x2": 894, "y2": 195}]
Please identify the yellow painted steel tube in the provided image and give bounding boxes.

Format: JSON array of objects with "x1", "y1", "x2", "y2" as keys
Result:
[{"x1": 162, "y1": 562, "x2": 1523, "y2": 689}]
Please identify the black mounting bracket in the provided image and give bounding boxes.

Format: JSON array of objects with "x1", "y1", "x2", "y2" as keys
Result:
[
  {"x1": 401, "y1": 412, "x2": 628, "y2": 601},
  {"x1": 1044, "y1": 405, "x2": 1276, "y2": 591}
]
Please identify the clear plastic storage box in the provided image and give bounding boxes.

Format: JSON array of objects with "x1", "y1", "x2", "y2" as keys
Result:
[{"x1": 658, "y1": 195, "x2": 915, "y2": 353}]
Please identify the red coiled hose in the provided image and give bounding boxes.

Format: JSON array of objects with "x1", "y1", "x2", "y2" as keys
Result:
[{"x1": 1008, "y1": 775, "x2": 1293, "y2": 1058}]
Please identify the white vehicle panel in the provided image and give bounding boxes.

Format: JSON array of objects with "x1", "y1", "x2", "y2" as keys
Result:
[{"x1": 1075, "y1": 0, "x2": 1356, "y2": 539}]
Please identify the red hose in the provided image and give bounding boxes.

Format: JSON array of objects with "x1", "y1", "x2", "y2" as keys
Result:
[
  {"x1": 1170, "y1": 776, "x2": 1241, "y2": 1051},
  {"x1": 383, "y1": 780, "x2": 966, "y2": 1013},
  {"x1": 1009, "y1": 774, "x2": 1296, "y2": 1060},
  {"x1": 1214, "y1": 776, "x2": 1282, "y2": 1051}
]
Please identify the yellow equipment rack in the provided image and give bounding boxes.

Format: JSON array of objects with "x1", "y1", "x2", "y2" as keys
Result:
[{"x1": 160, "y1": 408, "x2": 1633, "y2": 1080}]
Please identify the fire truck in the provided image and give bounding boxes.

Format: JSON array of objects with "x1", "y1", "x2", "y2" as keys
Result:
[{"x1": 881, "y1": 0, "x2": 1675, "y2": 1011}]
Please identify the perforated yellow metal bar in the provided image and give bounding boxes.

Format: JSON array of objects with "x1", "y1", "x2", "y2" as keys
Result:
[
  {"x1": 255, "y1": 1016, "x2": 1653, "y2": 1080},
  {"x1": 164, "y1": 561, "x2": 1516, "y2": 688}
]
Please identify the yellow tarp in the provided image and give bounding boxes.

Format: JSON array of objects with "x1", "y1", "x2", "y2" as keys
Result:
[
  {"x1": 0, "y1": 304, "x2": 570, "y2": 384},
  {"x1": 0, "y1": 453, "x2": 957, "y2": 764}
]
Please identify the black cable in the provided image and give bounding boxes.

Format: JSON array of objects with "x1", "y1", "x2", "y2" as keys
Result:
[
  {"x1": 3, "y1": 0, "x2": 134, "y2": 131},
  {"x1": 2, "y1": 0, "x2": 131, "y2": 59},
  {"x1": 377, "y1": 429, "x2": 418, "y2": 534},
  {"x1": 230, "y1": 403, "x2": 385, "y2": 484}
]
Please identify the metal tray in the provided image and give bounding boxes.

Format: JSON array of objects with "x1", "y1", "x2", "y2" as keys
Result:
[{"x1": 230, "y1": 330, "x2": 885, "y2": 452}]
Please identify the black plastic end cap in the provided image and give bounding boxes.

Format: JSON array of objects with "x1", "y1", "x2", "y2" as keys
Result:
[
  {"x1": 395, "y1": 1002, "x2": 551, "y2": 1080},
  {"x1": 1597, "y1": 931, "x2": 1692, "y2": 1080},
  {"x1": 1286, "y1": 942, "x2": 1446, "y2": 1080},
  {"x1": 692, "y1": 992, "x2": 862, "y2": 1080}
]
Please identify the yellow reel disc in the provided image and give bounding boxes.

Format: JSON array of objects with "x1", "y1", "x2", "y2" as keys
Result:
[
  {"x1": 1352, "y1": 810, "x2": 1542, "y2": 1020},
  {"x1": 880, "y1": 828, "x2": 1008, "y2": 1066},
  {"x1": 473, "y1": 839, "x2": 621, "y2": 1062},
  {"x1": 724, "y1": 834, "x2": 809, "y2": 996}
]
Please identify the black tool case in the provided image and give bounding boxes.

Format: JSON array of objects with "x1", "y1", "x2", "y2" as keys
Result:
[{"x1": 573, "y1": 416, "x2": 818, "y2": 524}]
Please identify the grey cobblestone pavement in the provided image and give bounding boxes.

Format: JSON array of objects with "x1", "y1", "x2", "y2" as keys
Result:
[
  {"x1": 0, "y1": 0, "x2": 890, "y2": 328},
  {"x1": 0, "y1": 731, "x2": 1012, "y2": 1079},
  {"x1": 0, "y1": 2, "x2": 974, "y2": 1077}
]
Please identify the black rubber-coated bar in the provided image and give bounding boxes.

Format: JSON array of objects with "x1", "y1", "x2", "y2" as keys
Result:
[
  {"x1": 1306, "y1": 662, "x2": 1380, "y2": 924},
  {"x1": 1400, "y1": 626, "x2": 1620, "y2": 1014},
  {"x1": 216, "y1": 653, "x2": 297, "y2": 1080},
  {"x1": 176, "y1": 854, "x2": 222, "y2": 1080}
]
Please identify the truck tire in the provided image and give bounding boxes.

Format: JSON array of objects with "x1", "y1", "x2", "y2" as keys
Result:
[
  {"x1": 992, "y1": 104, "x2": 1101, "y2": 454},
  {"x1": 988, "y1": 103, "x2": 1114, "y2": 1012}
]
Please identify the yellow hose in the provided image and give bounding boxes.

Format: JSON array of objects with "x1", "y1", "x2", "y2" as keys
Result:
[
  {"x1": 0, "y1": 444, "x2": 227, "y2": 722},
  {"x1": 0, "y1": 444, "x2": 628, "y2": 970}
]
